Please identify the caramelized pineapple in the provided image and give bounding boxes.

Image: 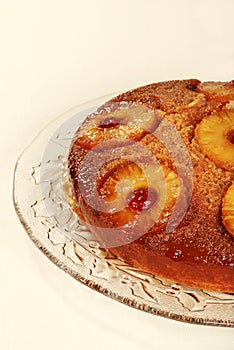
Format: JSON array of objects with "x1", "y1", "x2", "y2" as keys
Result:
[
  {"x1": 74, "y1": 104, "x2": 160, "y2": 149},
  {"x1": 222, "y1": 182, "x2": 234, "y2": 238},
  {"x1": 99, "y1": 162, "x2": 180, "y2": 229},
  {"x1": 197, "y1": 81, "x2": 234, "y2": 102},
  {"x1": 195, "y1": 110, "x2": 234, "y2": 171}
]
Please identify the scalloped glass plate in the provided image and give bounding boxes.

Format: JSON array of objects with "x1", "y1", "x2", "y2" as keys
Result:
[{"x1": 13, "y1": 94, "x2": 234, "y2": 327}]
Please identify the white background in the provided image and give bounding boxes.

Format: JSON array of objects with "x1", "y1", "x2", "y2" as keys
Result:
[{"x1": 1, "y1": 1, "x2": 234, "y2": 349}]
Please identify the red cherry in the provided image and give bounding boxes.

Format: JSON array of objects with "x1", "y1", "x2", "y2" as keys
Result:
[
  {"x1": 128, "y1": 188, "x2": 158, "y2": 212},
  {"x1": 226, "y1": 129, "x2": 234, "y2": 144},
  {"x1": 98, "y1": 117, "x2": 125, "y2": 129}
]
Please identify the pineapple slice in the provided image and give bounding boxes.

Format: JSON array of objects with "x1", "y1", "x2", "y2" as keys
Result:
[
  {"x1": 74, "y1": 104, "x2": 160, "y2": 149},
  {"x1": 197, "y1": 81, "x2": 234, "y2": 102},
  {"x1": 100, "y1": 162, "x2": 179, "y2": 229},
  {"x1": 222, "y1": 182, "x2": 234, "y2": 238},
  {"x1": 195, "y1": 110, "x2": 234, "y2": 171}
]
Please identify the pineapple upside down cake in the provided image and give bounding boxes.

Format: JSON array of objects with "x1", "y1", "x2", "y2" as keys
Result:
[{"x1": 68, "y1": 79, "x2": 234, "y2": 293}]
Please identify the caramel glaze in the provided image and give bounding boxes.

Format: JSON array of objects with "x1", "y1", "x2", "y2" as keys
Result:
[{"x1": 68, "y1": 79, "x2": 234, "y2": 293}]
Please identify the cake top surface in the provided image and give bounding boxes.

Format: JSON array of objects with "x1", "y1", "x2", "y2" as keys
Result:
[{"x1": 68, "y1": 79, "x2": 234, "y2": 292}]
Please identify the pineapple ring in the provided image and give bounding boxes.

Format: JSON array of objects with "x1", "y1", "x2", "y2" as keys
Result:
[
  {"x1": 195, "y1": 111, "x2": 234, "y2": 171},
  {"x1": 222, "y1": 182, "x2": 234, "y2": 238},
  {"x1": 197, "y1": 81, "x2": 234, "y2": 102},
  {"x1": 100, "y1": 162, "x2": 179, "y2": 228},
  {"x1": 74, "y1": 103, "x2": 160, "y2": 149}
]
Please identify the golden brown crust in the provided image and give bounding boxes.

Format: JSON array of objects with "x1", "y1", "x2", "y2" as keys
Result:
[{"x1": 68, "y1": 79, "x2": 234, "y2": 292}]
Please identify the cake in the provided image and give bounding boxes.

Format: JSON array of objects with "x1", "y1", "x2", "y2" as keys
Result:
[{"x1": 68, "y1": 79, "x2": 234, "y2": 293}]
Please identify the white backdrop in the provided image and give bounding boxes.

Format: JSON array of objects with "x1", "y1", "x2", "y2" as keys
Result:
[{"x1": 1, "y1": 1, "x2": 234, "y2": 349}]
